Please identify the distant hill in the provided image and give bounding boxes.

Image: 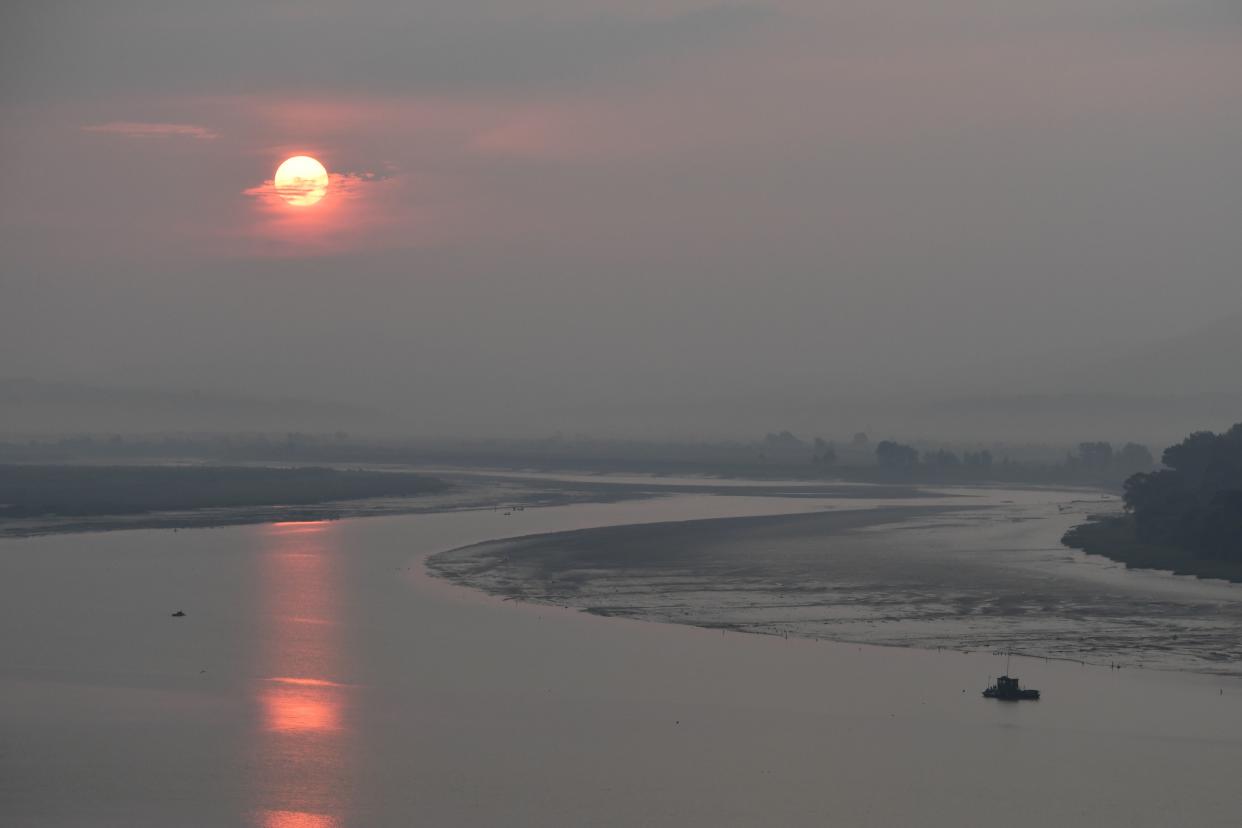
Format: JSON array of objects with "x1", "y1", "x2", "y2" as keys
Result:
[{"x1": 0, "y1": 378, "x2": 379, "y2": 436}]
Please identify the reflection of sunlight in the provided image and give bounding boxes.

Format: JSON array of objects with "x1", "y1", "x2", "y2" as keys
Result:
[
  {"x1": 261, "y1": 809, "x2": 339, "y2": 828},
  {"x1": 252, "y1": 518, "x2": 352, "y2": 824},
  {"x1": 270, "y1": 521, "x2": 332, "y2": 533},
  {"x1": 262, "y1": 682, "x2": 342, "y2": 733},
  {"x1": 269, "y1": 677, "x2": 347, "y2": 688}
]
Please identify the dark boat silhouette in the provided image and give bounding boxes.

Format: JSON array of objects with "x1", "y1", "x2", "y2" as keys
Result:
[
  {"x1": 983, "y1": 652, "x2": 1040, "y2": 700},
  {"x1": 983, "y1": 675, "x2": 1040, "y2": 701}
]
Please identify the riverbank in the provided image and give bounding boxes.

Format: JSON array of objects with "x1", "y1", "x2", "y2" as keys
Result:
[
  {"x1": 0, "y1": 465, "x2": 942, "y2": 538},
  {"x1": 0, "y1": 463, "x2": 450, "y2": 514},
  {"x1": 1063, "y1": 514, "x2": 1242, "y2": 584},
  {"x1": 0, "y1": 464, "x2": 468, "y2": 538},
  {"x1": 431, "y1": 487, "x2": 1242, "y2": 676}
]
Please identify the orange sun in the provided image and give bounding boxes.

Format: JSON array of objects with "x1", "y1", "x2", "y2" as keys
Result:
[{"x1": 274, "y1": 155, "x2": 329, "y2": 206}]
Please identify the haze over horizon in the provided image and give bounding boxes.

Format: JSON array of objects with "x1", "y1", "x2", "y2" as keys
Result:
[{"x1": 4, "y1": 1, "x2": 1240, "y2": 440}]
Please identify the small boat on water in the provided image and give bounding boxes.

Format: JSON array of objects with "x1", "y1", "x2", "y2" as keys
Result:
[
  {"x1": 983, "y1": 651, "x2": 1040, "y2": 700},
  {"x1": 983, "y1": 675, "x2": 1040, "y2": 701}
]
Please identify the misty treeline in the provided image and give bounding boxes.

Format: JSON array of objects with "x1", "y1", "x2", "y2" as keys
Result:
[
  {"x1": 0, "y1": 465, "x2": 448, "y2": 518},
  {"x1": 1, "y1": 429, "x2": 1154, "y2": 485},
  {"x1": 764, "y1": 430, "x2": 1153, "y2": 485},
  {"x1": 866, "y1": 438, "x2": 1153, "y2": 483},
  {"x1": 1122, "y1": 424, "x2": 1242, "y2": 561},
  {"x1": 798, "y1": 435, "x2": 1151, "y2": 485}
]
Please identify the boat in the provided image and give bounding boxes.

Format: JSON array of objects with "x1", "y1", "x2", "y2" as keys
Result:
[
  {"x1": 983, "y1": 651, "x2": 1040, "y2": 700},
  {"x1": 983, "y1": 675, "x2": 1040, "y2": 701}
]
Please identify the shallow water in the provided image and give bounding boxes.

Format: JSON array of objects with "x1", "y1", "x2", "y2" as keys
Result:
[{"x1": 2, "y1": 489, "x2": 1240, "y2": 826}]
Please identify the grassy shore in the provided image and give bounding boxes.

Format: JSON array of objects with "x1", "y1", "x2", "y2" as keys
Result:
[{"x1": 1063, "y1": 515, "x2": 1242, "y2": 583}]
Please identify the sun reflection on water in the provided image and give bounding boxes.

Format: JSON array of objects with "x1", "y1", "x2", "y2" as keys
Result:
[
  {"x1": 251, "y1": 520, "x2": 354, "y2": 826},
  {"x1": 261, "y1": 681, "x2": 344, "y2": 733},
  {"x1": 259, "y1": 809, "x2": 339, "y2": 828}
]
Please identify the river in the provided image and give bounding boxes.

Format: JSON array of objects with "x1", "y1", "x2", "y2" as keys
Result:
[{"x1": 2, "y1": 483, "x2": 1239, "y2": 826}]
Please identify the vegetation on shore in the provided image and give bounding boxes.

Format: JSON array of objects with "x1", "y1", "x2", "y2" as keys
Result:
[
  {"x1": 1063, "y1": 422, "x2": 1242, "y2": 581},
  {"x1": 846, "y1": 436, "x2": 1151, "y2": 487},
  {"x1": 1062, "y1": 515, "x2": 1242, "y2": 583},
  {"x1": 0, "y1": 464, "x2": 449, "y2": 519},
  {"x1": 1121, "y1": 424, "x2": 1242, "y2": 559},
  {"x1": 1, "y1": 429, "x2": 1154, "y2": 488}
]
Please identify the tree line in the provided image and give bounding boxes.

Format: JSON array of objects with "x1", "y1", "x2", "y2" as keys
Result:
[
  {"x1": 1122, "y1": 424, "x2": 1242, "y2": 561},
  {"x1": 865, "y1": 438, "x2": 1153, "y2": 484}
]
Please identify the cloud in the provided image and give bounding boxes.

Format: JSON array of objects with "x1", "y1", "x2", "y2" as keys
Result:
[
  {"x1": 82, "y1": 121, "x2": 218, "y2": 140},
  {"x1": 333, "y1": 166, "x2": 399, "y2": 183},
  {"x1": 242, "y1": 168, "x2": 394, "y2": 203},
  {"x1": 240, "y1": 167, "x2": 420, "y2": 257}
]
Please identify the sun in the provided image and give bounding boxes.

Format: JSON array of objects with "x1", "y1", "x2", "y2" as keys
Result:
[{"x1": 274, "y1": 155, "x2": 329, "y2": 206}]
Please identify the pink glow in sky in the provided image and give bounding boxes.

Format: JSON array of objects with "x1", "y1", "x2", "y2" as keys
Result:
[{"x1": 3, "y1": 1, "x2": 1242, "y2": 436}]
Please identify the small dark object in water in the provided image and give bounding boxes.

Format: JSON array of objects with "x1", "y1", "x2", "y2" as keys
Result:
[
  {"x1": 983, "y1": 675, "x2": 1040, "y2": 701},
  {"x1": 171, "y1": 610, "x2": 186, "y2": 617}
]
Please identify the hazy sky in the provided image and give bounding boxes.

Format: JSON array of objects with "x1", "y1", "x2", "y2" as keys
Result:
[{"x1": 3, "y1": 1, "x2": 1240, "y2": 436}]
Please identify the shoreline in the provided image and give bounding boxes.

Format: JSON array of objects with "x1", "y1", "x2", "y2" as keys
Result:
[
  {"x1": 0, "y1": 469, "x2": 955, "y2": 540},
  {"x1": 1063, "y1": 514, "x2": 1242, "y2": 584},
  {"x1": 0, "y1": 483, "x2": 650, "y2": 539},
  {"x1": 429, "y1": 494, "x2": 1242, "y2": 677}
]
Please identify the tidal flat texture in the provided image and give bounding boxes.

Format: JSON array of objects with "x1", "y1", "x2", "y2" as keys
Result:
[{"x1": 431, "y1": 494, "x2": 1242, "y2": 675}]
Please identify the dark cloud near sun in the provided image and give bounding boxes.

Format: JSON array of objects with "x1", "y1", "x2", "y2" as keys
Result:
[
  {"x1": 335, "y1": 166, "x2": 399, "y2": 183},
  {"x1": 243, "y1": 165, "x2": 397, "y2": 208}
]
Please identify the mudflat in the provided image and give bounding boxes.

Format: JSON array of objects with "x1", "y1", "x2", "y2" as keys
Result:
[{"x1": 432, "y1": 489, "x2": 1242, "y2": 675}]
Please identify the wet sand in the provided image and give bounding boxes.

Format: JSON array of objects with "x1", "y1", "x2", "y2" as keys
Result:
[
  {"x1": 432, "y1": 489, "x2": 1242, "y2": 675},
  {"x1": 2, "y1": 488, "x2": 1240, "y2": 826}
]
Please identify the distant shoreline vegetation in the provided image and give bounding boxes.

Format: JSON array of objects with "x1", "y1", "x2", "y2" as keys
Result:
[
  {"x1": 1062, "y1": 423, "x2": 1242, "y2": 582},
  {"x1": 0, "y1": 430, "x2": 1157, "y2": 488},
  {"x1": 0, "y1": 464, "x2": 449, "y2": 519},
  {"x1": 1063, "y1": 515, "x2": 1242, "y2": 584}
]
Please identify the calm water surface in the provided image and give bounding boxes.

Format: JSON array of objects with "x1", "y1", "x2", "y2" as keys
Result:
[{"x1": 1, "y1": 490, "x2": 1239, "y2": 826}]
